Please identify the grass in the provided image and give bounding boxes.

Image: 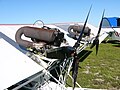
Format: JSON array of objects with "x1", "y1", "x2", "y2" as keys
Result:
[{"x1": 67, "y1": 42, "x2": 120, "y2": 89}]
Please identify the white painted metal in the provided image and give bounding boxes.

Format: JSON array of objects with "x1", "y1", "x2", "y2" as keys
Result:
[
  {"x1": 0, "y1": 32, "x2": 44, "y2": 90},
  {"x1": 0, "y1": 23, "x2": 109, "y2": 90}
]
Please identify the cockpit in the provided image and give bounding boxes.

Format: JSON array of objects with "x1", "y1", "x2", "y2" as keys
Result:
[{"x1": 102, "y1": 17, "x2": 120, "y2": 28}]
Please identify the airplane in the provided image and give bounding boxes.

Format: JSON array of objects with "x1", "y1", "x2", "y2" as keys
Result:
[
  {"x1": 0, "y1": 8, "x2": 108, "y2": 90},
  {"x1": 101, "y1": 17, "x2": 120, "y2": 42}
]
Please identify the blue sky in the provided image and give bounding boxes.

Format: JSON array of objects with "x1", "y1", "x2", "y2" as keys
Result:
[{"x1": 0, "y1": 0, "x2": 120, "y2": 26}]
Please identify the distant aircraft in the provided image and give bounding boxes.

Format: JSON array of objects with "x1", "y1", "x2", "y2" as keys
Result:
[
  {"x1": 0, "y1": 8, "x2": 107, "y2": 90},
  {"x1": 101, "y1": 17, "x2": 120, "y2": 42}
]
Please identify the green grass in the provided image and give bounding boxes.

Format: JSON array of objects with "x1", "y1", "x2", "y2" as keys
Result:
[{"x1": 67, "y1": 42, "x2": 120, "y2": 89}]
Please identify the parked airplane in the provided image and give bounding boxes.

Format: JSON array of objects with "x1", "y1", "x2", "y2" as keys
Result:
[
  {"x1": 0, "y1": 9, "x2": 107, "y2": 90},
  {"x1": 101, "y1": 17, "x2": 120, "y2": 42}
]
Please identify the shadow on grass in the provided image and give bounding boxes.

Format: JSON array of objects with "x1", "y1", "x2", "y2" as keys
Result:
[
  {"x1": 102, "y1": 40, "x2": 120, "y2": 47},
  {"x1": 76, "y1": 50, "x2": 93, "y2": 69},
  {"x1": 66, "y1": 50, "x2": 93, "y2": 87},
  {"x1": 78, "y1": 50, "x2": 92, "y2": 62}
]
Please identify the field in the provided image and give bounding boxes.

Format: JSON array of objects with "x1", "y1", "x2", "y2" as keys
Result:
[{"x1": 67, "y1": 41, "x2": 120, "y2": 89}]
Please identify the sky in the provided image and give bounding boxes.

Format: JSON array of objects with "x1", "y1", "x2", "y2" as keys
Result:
[{"x1": 0, "y1": 0, "x2": 120, "y2": 26}]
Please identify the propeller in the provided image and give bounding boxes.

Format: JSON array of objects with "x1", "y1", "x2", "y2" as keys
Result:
[
  {"x1": 90, "y1": 10, "x2": 105, "y2": 55},
  {"x1": 72, "y1": 5, "x2": 92, "y2": 89},
  {"x1": 73, "y1": 6, "x2": 92, "y2": 49}
]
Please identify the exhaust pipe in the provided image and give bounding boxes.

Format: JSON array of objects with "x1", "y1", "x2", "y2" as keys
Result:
[
  {"x1": 15, "y1": 26, "x2": 57, "y2": 48},
  {"x1": 68, "y1": 25, "x2": 91, "y2": 36}
]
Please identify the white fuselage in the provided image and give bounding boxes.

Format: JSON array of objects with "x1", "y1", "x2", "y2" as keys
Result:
[
  {"x1": 0, "y1": 23, "x2": 107, "y2": 90},
  {"x1": 111, "y1": 28, "x2": 120, "y2": 40},
  {"x1": 101, "y1": 27, "x2": 120, "y2": 41}
]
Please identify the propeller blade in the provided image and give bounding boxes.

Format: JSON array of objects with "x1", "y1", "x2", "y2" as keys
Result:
[
  {"x1": 90, "y1": 38, "x2": 96, "y2": 49},
  {"x1": 90, "y1": 10, "x2": 105, "y2": 55},
  {"x1": 72, "y1": 56, "x2": 79, "y2": 89},
  {"x1": 96, "y1": 10, "x2": 105, "y2": 55},
  {"x1": 95, "y1": 38, "x2": 99, "y2": 55},
  {"x1": 72, "y1": 6, "x2": 92, "y2": 90},
  {"x1": 73, "y1": 5, "x2": 92, "y2": 49},
  {"x1": 97, "y1": 9, "x2": 105, "y2": 37}
]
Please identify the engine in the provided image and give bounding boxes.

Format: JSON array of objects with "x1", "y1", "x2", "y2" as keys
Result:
[
  {"x1": 68, "y1": 25, "x2": 91, "y2": 39},
  {"x1": 15, "y1": 26, "x2": 65, "y2": 54}
]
